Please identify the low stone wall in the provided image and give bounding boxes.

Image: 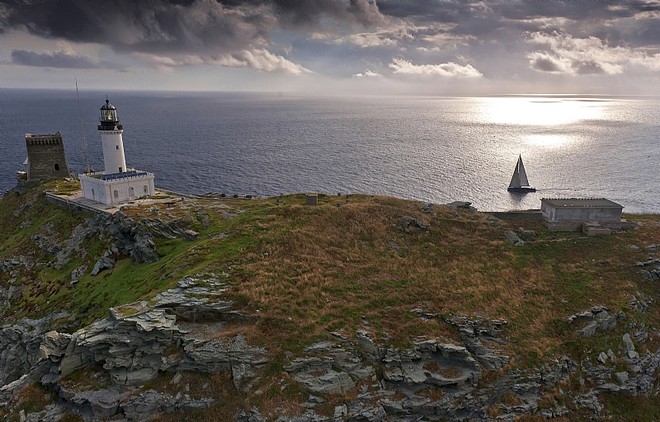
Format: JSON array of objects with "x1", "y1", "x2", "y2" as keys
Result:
[
  {"x1": 544, "y1": 220, "x2": 584, "y2": 232},
  {"x1": 45, "y1": 193, "x2": 105, "y2": 215},
  {"x1": 486, "y1": 210, "x2": 542, "y2": 221},
  {"x1": 545, "y1": 219, "x2": 637, "y2": 232}
]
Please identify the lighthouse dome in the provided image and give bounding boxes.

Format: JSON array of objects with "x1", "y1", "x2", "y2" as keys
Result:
[{"x1": 98, "y1": 99, "x2": 122, "y2": 130}]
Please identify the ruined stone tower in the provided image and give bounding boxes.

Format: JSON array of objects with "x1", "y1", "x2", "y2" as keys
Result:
[{"x1": 25, "y1": 132, "x2": 71, "y2": 181}]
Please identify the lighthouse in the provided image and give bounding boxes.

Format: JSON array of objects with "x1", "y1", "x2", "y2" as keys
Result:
[
  {"x1": 98, "y1": 99, "x2": 127, "y2": 174},
  {"x1": 79, "y1": 98, "x2": 155, "y2": 206}
]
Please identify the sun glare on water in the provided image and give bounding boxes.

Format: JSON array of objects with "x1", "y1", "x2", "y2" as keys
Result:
[
  {"x1": 478, "y1": 97, "x2": 605, "y2": 126},
  {"x1": 523, "y1": 133, "x2": 576, "y2": 148}
]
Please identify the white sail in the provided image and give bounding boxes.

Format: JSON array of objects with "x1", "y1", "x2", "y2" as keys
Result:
[
  {"x1": 508, "y1": 163, "x2": 521, "y2": 188},
  {"x1": 517, "y1": 155, "x2": 530, "y2": 187}
]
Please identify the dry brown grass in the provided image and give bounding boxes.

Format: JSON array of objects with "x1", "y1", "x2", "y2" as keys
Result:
[
  {"x1": 8, "y1": 383, "x2": 55, "y2": 420},
  {"x1": 151, "y1": 193, "x2": 660, "y2": 368},
  {"x1": 499, "y1": 391, "x2": 523, "y2": 406},
  {"x1": 417, "y1": 386, "x2": 445, "y2": 400}
]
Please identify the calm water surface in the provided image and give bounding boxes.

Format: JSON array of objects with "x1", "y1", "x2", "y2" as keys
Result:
[{"x1": 1, "y1": 90, "x2": 658, "y2": 212}]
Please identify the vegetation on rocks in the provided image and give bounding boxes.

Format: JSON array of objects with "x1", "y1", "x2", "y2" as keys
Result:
[{"x1": 0, "y1": 183, "x2": 658, "y2": 421}]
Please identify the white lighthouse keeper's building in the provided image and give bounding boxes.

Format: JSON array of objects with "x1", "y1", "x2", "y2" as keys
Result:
[{"x1": 79, "y1": 99, "x2": 155, "y2": 205}]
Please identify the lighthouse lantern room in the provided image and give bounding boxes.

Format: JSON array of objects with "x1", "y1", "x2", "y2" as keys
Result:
[{"x1": 79, "y1": 98, "x2": 155, "y2": 206}]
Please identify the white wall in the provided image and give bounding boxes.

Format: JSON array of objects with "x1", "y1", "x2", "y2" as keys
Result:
[
  {"x1": 100, "y1": 129, "x2": 127, "y2": 174},
  {"x1": 80, "y1": 173, "x2": 155, "y2": 205}
]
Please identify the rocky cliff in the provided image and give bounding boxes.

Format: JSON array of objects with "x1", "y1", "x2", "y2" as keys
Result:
[{"x1": 1, "y1": 185, "x2": 658, "y2": 421}]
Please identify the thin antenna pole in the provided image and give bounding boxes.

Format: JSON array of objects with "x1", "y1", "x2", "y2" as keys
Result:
[{"x1": 76, "y1": 78, "x2": 91, "y2": 173}]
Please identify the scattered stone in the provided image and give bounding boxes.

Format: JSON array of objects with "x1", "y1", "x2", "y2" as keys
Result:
[
  {"x1": 421, "y1": 202, "x2": 435, "y2": 214},
  {"x1": 355, "y1": 329, "x2": 383, "y2": 362},
  {"x1": 121, "y1": 390, "x2": 213, "y2": 421},
  {"x1": 410, "y1": 308, "x2": 438, "y2": 320},
  {"x1": 334, "y1": 404, "x2": 348, "y2": 419},
  {"x1": 622, "y1": 333, "x2": 638, "y2": 359},
  {"x1": 574, "y1": 392, "x2": 603, "y2": 414},
  {"x1": 382, "y1": 338, "x2": 482, "y2": 393},
  {"x1": 631, "y1": 294, "x2": 654, "y2": 313},
  {"x1": 236, "y1": 407, "x2": 267, "y2": 422},
  {"x1": 182, "y1": 229, "x2": 199, "y2": 240},
  {"x1": 506, "y1": 230, "x2": 524, "y2": 246},
  {"x1": 615, "y1": 371, "x2": 629, "y2": 384},
  {"x1": 607, "y1": 349, "x2": 616, "y2": 362},
  {"x1": 448, "y1": 316, "x2": 510, "y2": 371},
  {"x1": 91, "y1": 256, "x2": 115, "y2": 276},
  {"x1": 635, "y1": 258, "x2": 660, "y2": 267},
  {"x1": 70, "y1": 264, "x2": 87, "y2": 285},
  {"x1": 284, "y1": 340, "x2": 365, "y2": 394},
  {"x1": 643, "y1": 268, "x2": 660, "y2": 281},
  {"x1": 399, "y1": 216, "x2": 430, "y2": 232},
  {"x1": 568, "y1": 306, "x2": 617, "y2": 337},
  {"x1": 517, "y1": 227, "x2": 536, "y2": 241},
  {"x1": 598, "y1": 352, "x2": 608, "y2": 364},
  {"x1": 444, "y1": 201, "x2": 475, "y2": 210},
  {"x1": 308, "y1": 395, "x2": 324, "y2": 404}
]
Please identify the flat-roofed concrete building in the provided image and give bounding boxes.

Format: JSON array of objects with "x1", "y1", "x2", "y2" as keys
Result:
[{"x1": 541, "y1": 198, "x2": 623, "y2": 231}]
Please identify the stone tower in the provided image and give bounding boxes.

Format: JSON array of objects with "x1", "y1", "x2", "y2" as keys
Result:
[{"x1": 25, "y1": 132, "x2": 71, "y2": 181}]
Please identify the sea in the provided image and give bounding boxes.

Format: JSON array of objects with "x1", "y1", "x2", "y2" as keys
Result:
[{"x1": 1, "y1": 89, "x2": 659, "y2": 213}]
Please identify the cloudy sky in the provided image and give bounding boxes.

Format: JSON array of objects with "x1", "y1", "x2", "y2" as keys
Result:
[{"x1": 1, "y1": 0, "x2": 659, "y2": 95}]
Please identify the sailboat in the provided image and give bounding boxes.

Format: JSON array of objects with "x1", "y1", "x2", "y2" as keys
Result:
[{"x1": 507, "y1": 154, "x2": 536, "y2": 193}]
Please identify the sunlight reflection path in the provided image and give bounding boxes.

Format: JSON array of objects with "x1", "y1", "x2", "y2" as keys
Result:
[{"x1": 478, "y1": 97, "x2": 605, "y2": 126}]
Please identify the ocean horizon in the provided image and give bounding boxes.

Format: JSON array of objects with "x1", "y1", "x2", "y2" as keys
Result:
[{"x1": 2, "y1": 89, "x2": 659, "y2": 213}]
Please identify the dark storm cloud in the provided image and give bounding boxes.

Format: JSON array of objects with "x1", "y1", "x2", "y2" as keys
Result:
[
  {"x1": 2, "y1": 1, "x2": 657, "y2": 53},
  {"x1": 1, "y1": 0, "x2": 659, "y2": 78},
  {"x1": 0, "y1": 0, "x2": 274, "y2": 54},
  {"x1": 0, "y1": 0, "x2": 384, "y2": 53},
  {"x1": 270, "y1": 0, "x2": 383, "y2": 28},
  {"x1": 376, "y1": 1, "x2": 660, "y2": 42},
  {"x1": 10, "y1": 48, "x2": 123, "y2": 69}
]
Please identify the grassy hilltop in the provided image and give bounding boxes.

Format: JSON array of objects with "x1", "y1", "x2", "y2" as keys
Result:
[{"x1": 0, "y1": 182, "x2": 658, "y2": 420}]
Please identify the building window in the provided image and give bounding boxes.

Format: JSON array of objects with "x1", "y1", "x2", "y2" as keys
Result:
[
  {"x1": 116, "y1": 145, "x2": 119, "y2": 150},
  {"x1": 54, "y1": 163, "x2": 60, "y2": 171},
  {"x1": 114, "y1": 190, "x2": 119, "y2": 199},
  {"x1": 143, "y1": 185, "x2": 148, "y2": 193},
  {"x1": 119, "y1": 167, "x2": 123, "y2": 172},
  {"x1": 91, "y1": 188, "x2": 95, "y2": 199},
  {"x1": 129, "y1": 187, "x2": 135, "y2": 198}
]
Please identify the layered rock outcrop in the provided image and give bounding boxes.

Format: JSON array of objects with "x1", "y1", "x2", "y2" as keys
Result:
[{"x1": 3, "y1": 276, "x2": 659, "y2": 421}]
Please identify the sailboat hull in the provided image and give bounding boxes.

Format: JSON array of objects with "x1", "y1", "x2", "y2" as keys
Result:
[{"x1": 507, "y1": 187, "x2": 536, "y2": 193}]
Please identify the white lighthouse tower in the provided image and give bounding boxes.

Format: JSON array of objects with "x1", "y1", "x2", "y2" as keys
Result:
[
  {"x1": 79, "y1": 98, "x2": 155, "y2": 206},
  {"x1": 99, "y1": 99, "x2": 127, "y2": 174}
]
